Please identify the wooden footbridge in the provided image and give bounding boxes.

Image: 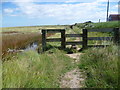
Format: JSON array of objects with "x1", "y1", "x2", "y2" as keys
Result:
[{"x1": 42, "y1": 28, "x2": 119, "y2": 52}]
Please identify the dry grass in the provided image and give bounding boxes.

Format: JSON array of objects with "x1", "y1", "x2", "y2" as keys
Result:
[
  {"x1": 1, "y1": 25, "x2": 65, "y2": 57},
  {"x1": 2, "y1": 25, "x2": 65, "y2": 33},
  {"x1": 2, "y1": 32, "x2": 41, "y2": 56},
  {"x1": 1, "y1": 31, "x2": 20, "y2": 34}
]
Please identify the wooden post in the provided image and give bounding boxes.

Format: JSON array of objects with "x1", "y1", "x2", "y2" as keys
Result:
[
  {"x1": 61, "y1": 30, "x2": 66, "y2": 49},
  {"x1": 82, "y1": 29, "x2": 88, "y2": 49},
  {"x1": 113, "y1": 28, "x2": 119, "y2": 45},
  {"x1": 42, "y1": 30, "x2": 46, "y2": 52}
]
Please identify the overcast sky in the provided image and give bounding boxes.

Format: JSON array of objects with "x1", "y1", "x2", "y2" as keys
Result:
[{"x1": 1, "y1": 0, "x2": 119, "y2": 27}]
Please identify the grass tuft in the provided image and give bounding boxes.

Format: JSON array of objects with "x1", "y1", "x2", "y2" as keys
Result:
[
  {"x1": 78, "y1": 45, "x2": 118, "y2": 88},
  {"x1": 2, "y1": 48, "x2": 73, "y2": 88}
]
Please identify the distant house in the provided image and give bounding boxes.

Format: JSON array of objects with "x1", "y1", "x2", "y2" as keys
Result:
[{"x1": 108, "y1": 14, "x2": 120, "y2": 21}]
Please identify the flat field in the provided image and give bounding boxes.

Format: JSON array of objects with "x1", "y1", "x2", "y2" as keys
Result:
[{"x1": 1, "y1": 25, "x2": 66, "y2": 56}]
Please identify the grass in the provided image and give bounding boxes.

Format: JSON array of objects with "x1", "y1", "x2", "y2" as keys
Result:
[
  {"x1": 1, "y1": 25, "x2": 66, "y2": 33},
  {"x1": 1, "y1": 21, "x2": 119, "y2": 88},
  {"x1": 1, "y1": 25, "x2": 65, "y2": 57},
  {"x1": 2, "y1": 25, "x2": 75, "y2": 88},
  {"x1": 76, "y1": 21, "x2": 120, "y2": 29},
  {"x1": 0, "y1": 34, "x2": 1, "y2": 89},
  {"x1": 73, "y1": 21, "x2": 119, "y2": 88},
  {"x1": 78, "y1": 45, "x2": 118, "y2": 88},
  {"x1": 87, "y1": 31, "x2": 113, "y2": 46},
  {"x1": 2, "y1": 48, "x2": 73, "y2": 88},
  {"x1": 0, "y1": 54, "x2": 1, "y2": 89},
  {"x1": 89, "y1": 21, "x2": 120, "y2": 29},
  {"x1": 2, "y1": 33, "x2": 41, "y2": 56},
  {"x1": 72, "y1": 21, "x2": 117, "y2": 46},
  {"x1": 0, "y1": 64, "x2": 1, "y2": 90}
]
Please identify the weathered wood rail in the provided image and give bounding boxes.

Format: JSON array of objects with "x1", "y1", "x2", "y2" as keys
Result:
[
  {"x1": 66, "y1": 34, "x2": 83, "y2": 37},
  {"x1": 84, "y1": 28, "x2": 119, "y2": 48},
  {"x1": 41, "y1": 28, "x2": 119, "y2": 52},
  {"x1": 42, "y1": 29, "x2": 65, "y2": 52}
]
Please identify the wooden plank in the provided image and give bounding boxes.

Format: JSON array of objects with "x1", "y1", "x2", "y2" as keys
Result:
[
  {"x1": 46, "y1": 38, "x2": 61, "y2": 42},
  {"x1": 42, "y1": 30, "x2": 46, "y2": 52},
  {"x1": 88, "y1": 37, "x2": 113, "y2": 40},
  {"x1": 66, "y1": 41, "x2": 82, "y2": 45},
  {"x1": 61, "y1": 30, "x2": 66, "y2": 49},
  {"x1": 82, "y1": 29, "x2": 88, "y2": 49},
  {"x1": 66, "y1": 34, "x2": 83, "y2": 37},
  {"x1": 42, "y1": 29, "x2": 65, "y2": 33},
  {"x1": 88, "y1": 45, "x2": 109, "y2": 47},
  {"x1": 88, "y1": 28, "x2": 113, "y2": 32}
]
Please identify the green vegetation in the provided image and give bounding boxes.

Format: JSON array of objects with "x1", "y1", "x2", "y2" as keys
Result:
[
  {"x1": 2, "y1": 25, "x2": 72, "y2": 88},
  {"x1": 87, "y1": 31, "x2": 112, "y2": 45},
  {"x1": 3, "y1": 48, "x2": 73, "y2": 88},
  {"x1": 0, "y1": 60, "x2": 2, "y2": 90},
  {"x1": 2, "y1": 21, "x2": 119, "y2": 88},
  {"x1": 78, "y1": 45, "x2": 118, "y2": 88},
  {"x1": 1, "y1": 25, "x2": 66, "y2": 56},
  {"x1": 89, "y1": 21, "x2": 120, "y2": 29},
  {"x1": 73, "y1": 21, "x2": 118, "y2": 47},
  {"x1": 76, "y1": 21, "x2": 120, "y2": 29},
  {"x1": 73, "y1": 21, "x2": 119, "y2": 88}
]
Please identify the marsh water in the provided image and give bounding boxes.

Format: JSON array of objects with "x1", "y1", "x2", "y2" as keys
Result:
[{"x1": 24, "y1": 42, "x2": 39, "y2": 51}]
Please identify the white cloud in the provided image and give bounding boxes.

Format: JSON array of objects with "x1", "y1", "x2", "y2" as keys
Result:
[
  {"x1": 3, "y1": 8, "x2": 14, "y2": 13},
  {"x1": 3, "y1": 0, "x2": 119, "y2": 22},
  {"x1": 2, "y1": 0, "x2": 67, "y2": 2},
  {"x1": 65, "y1": 0, "x2": 94, "y2": 3},
  {"x1": 2, "y1": 0, "x2": 120, "y2": 2},
  {"x1": 113, "y1": 5, "x2": 118, "y2": 8},
  {"x1": 3, "y1": 8, "x2": 20, "y2": 17},
  {"x1": 10, "y1": 14, "x2": 18, "y2": 16},
  {"x1": 9, "y1": 1, "x2": 107, "y2": 22},
  {"x1": 3, "y1": 0, "x2": 36, "y2": 2},
  {"x1": 96, "y1": 0, "x2": 119, "y2": 2}
]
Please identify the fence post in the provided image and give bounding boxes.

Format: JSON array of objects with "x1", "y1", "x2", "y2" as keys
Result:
[
  {"x1": 61, "y1": 30, "x2": 66, "y2": 49},
  {"x1": 42, "y1": 30, "x2": 46, "y2": 52},
  {"x1": 113, "y1": 28, "x2": 119, "y2": 45},
  {"x1": 82, "y1": 29, "x2": 88, "y2": 49}
]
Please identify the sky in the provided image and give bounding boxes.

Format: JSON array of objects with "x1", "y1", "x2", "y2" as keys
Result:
[{"x1": 1, "y1": 0, "x2": 120, "y2": 27}]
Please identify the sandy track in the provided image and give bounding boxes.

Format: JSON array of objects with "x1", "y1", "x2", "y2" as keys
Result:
[{"x1": 60, "y1": 52, "x2": 85, "y2": 88}]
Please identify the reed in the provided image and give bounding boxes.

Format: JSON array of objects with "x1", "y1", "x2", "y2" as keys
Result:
[{"x1": 2, "y1": 33, "x2": 41, "y2": 56}]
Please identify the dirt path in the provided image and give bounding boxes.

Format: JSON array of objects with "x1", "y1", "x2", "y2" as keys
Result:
[
  {"x1": 59, "y1": 32, "x2": 86, "y2": 88},
  {"x1": 60, "y1": 53, "x2": 86, "y2": 88}
]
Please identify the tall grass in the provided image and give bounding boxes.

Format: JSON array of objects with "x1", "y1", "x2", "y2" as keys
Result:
[
  {"x1": 72, "y1": 21, "x2": 119, "y2": 88},
  {"x1": 2, "y1": 48, "x2": 73, "y2": 88},
  {"x1": 1, "y1": 21, "x2": 119, "y2": 88},
  {"x1": 78, "y1": 45, "x2": 118, "y2": 88},
  {"x1": 0, "y1": 33, "x2": 2, "y2": 89},
  {"x1": 1, "y1": 25, "x2": 66, "y2": 56},
  {"x1": 2, "y1": 33, "x2": 41, "y2": 56}
]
